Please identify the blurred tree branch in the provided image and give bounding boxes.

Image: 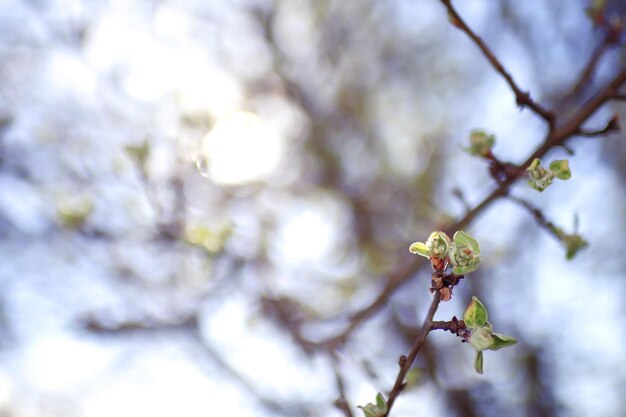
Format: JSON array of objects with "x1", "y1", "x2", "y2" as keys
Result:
[{"x1": 441, "y1": 0, "x2": 556, "y2": 125}]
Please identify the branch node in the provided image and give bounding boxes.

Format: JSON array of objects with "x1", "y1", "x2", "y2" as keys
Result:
[{"x1": 398, "y1": 355, "x2": 407, "y2": 367}]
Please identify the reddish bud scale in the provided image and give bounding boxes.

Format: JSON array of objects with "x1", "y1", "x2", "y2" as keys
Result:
[{"x1": 431, "y1": 256, "x2": 448, "y2": 272}]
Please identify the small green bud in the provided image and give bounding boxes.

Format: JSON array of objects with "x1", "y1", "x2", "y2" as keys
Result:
[
  {"x1": 358, "y1": 393, "x2": 388, "y2": 417},
  {"x1": 450, "y1": 231, "x2": 481, "y2": 275},
  {"x1": 465, "y1": 130, "x2": 496, "y2": 157},
  {"x1": 527, "y1": 158, "x2": 555, "y2": 192},
  {"x1": 409, "y1": 232, "x2": 452, "y2": 270},
  {"x1": 527, "y1": 158, "x2": 571, "y2": 192},
  {"x1": 427, "y1": 231, "x2": 452, "y2": 259},
  {"x1": 549, "y1": 159, "x2": 571, "y2": 180},
  {"x1": 563, "y1": 234, "x2": 588, "y2": 260}
]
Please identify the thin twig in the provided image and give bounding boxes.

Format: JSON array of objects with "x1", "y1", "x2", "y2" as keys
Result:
[
  {"x1": 317, "y1": 55, "x2": 626, "y2": 354},
  {"x1": 560, "y1": 33, "x2": 612, "y2": 106},
  {"x1": 574, "y1": 115, "x2": 620, "y2": 137},
  {"x1": 330, "y1": 350, "x2": 355, "y2": 417},
  {"x1": 507, "y1": 195, "x2": 562, "y2": 241},
  {"x1": 441, "y1": 0, "x2": 555, "y2": 125},
  {"x1": 383, "y1": 291, "x2": 441, "y2": 417}
]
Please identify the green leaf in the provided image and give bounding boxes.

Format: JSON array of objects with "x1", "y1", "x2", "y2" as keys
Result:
[
  {"x1": 528, "y1": 158, "x2": 541, "y2": 172},
  {"x1": 463, "y1": 296, "x2": 488, "y2": 328},
  {"x1": 409, "y1": 241, "x2": 430, "y2": 257},
  {"x1": 453, "y1": 231, "x2": 480, "y2": 254},
  {"x1": 468, "y1": 325, "x2": 495, "y2": 352},
  {"x1": 490, "y1": 333, "x2": 518, "y2": 351},
  {"x1": 452, "y1": 264, "x2": 479, "y2": 276},
  {"x1": 465, "y1": 130, "x2": 496, "y2": 157},
  {"x1": 549, "y1": 159, "x2": 571, "y2": 180},
  {"x1": 450, "y1": 231, "x2": 481, "y2": 275},
  {"x1": 474, "y1": 351, "x2": 484, "y2": 374},
  {"x1": 375, "y1": 393, "x2": 387, "y2": 411},
  {"x1": 358, "y1": 407, "x2": 377, "y2": 417},
  {"x1": 358, "y1": 393, "x2": 388, "y2": 417},
  {"x1": 563, "y1": 234, "x2": 588, "y2": 260}
]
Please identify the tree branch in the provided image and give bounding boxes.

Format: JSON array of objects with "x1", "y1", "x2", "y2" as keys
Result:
[
  {"x1": 330, "y1": 350, "x2": 355, "y2": 417},
  {"x1": 560, "y1": 33, "x2": 613, "y2": 106},
  {"x1": 507, "y1": 195, "x2": 562, "y2": 241},
  {"x1": 317, "y1": 57, "x2": 626, "y2": 354},
  {"x1": 383, "y1": 291, "x2": 441, "y2": 417},
  {"x1": 573, "y1": 115, "x2": 620, "y2": 137},
  {"x1": 441, "y1": 0, "x2": 556, "y2": 125}
]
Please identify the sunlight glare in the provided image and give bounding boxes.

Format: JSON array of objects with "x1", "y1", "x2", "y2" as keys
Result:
[{"x1": 198, "y1": 111, "x2": 285, "y2": 186}]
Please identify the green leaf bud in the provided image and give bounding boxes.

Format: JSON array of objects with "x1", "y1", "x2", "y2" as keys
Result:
[
  {"x1": 549, "y1": 159, "x2": 571, "y2": 180},
  {"x1": 358, "y1": 393, "x2": 388, "y2": 417},
  {"x1": 450, "y1": 231, "x2": 481, "y2": 275},
  {"x1": 563, "y1": 234, "x2": 588, "y2": 260},
  {"x1": 409, "y1": 232, "x2": 452, "y2": 270},
  {"x1": 527, "y1": 158, "x2": 555, "y2": 192},
  {"x1": 426, "y1": 231, "x2": 452, "y2": 259},
  {"x1": 465, "y1": 130, "x2": 496, "y2": 157}
]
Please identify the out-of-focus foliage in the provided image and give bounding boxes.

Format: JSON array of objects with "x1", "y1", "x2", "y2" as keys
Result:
[{"x1": 0, "y1": 1, "x2": 624, "y2": 417}]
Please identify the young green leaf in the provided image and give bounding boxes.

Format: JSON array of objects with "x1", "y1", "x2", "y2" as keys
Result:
[
  {"x1": 375, "y1": 393, "x2": 387, "y2": 411},
  {"x1": 465, "y1": 130, "x2": 496, "y2": 157},
  {"x1": 358, "y1": 393, "x2": 388, "y2": 417},
  {"x1": 453, "y1": 231, "x2": 480, "y2": 253},
  {"x1": 463, "y1": 296, "x2": 488, "y2": 328},
  {"x1": 563, "y1": 234, "x2": 588, "y2": 260},
  {"x1": 490, "y1": 333, "x2": 518, "y2": 351},
  {"x1": 474, "y1": 351, "x2": 484, "y2": 374},
  {"x1": 450, "y1": 231, "x2": 481, "y2": 275},
  {"x1": 468, "y1": 325, "x2": 495, "y2": 352},
  {"x1": 409, "y1": 242, "x2": 430, "y2": 257},
  {"x1": 359, "y1": 407, "x2": 377, "y2": 417},
  {"x1": 549, "y1": 159, "x2": 571, "y2": 180}
]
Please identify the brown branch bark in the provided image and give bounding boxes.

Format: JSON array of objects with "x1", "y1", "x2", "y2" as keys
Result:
[
  {"x1": 251, "y1": 4, "x2": 626, "y2": 414},
  {"x1": 507, "y1": 195, "x2": 563, "y2": 241},
  {"x1": 313, "y1": 31, "x2": 626, "y2": 361},
  {"x1": 574, "y1": 115, "x2": 620, "y2": 137},
  {"x1": 441, "y1": 0, "x2": 556, "y2": 125},
  {"x1": 560, "y1": 33, "x2": 613, "y2": 106},
  {"x1": 330, "y1": 350, "x2": 355, "y2": 417},
  {"x1": 383, "y1": 291, "x2": 441, "y2": 417}
]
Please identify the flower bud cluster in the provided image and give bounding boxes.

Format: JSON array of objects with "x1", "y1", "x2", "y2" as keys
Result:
[{"x1": 410, "y1": 231, "x2": 481, "y2": 275}]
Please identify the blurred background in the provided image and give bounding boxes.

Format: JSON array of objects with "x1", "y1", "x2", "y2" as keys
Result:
[{"x1": 0, "y1": 0, "x2": 625, "y2": 416}]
